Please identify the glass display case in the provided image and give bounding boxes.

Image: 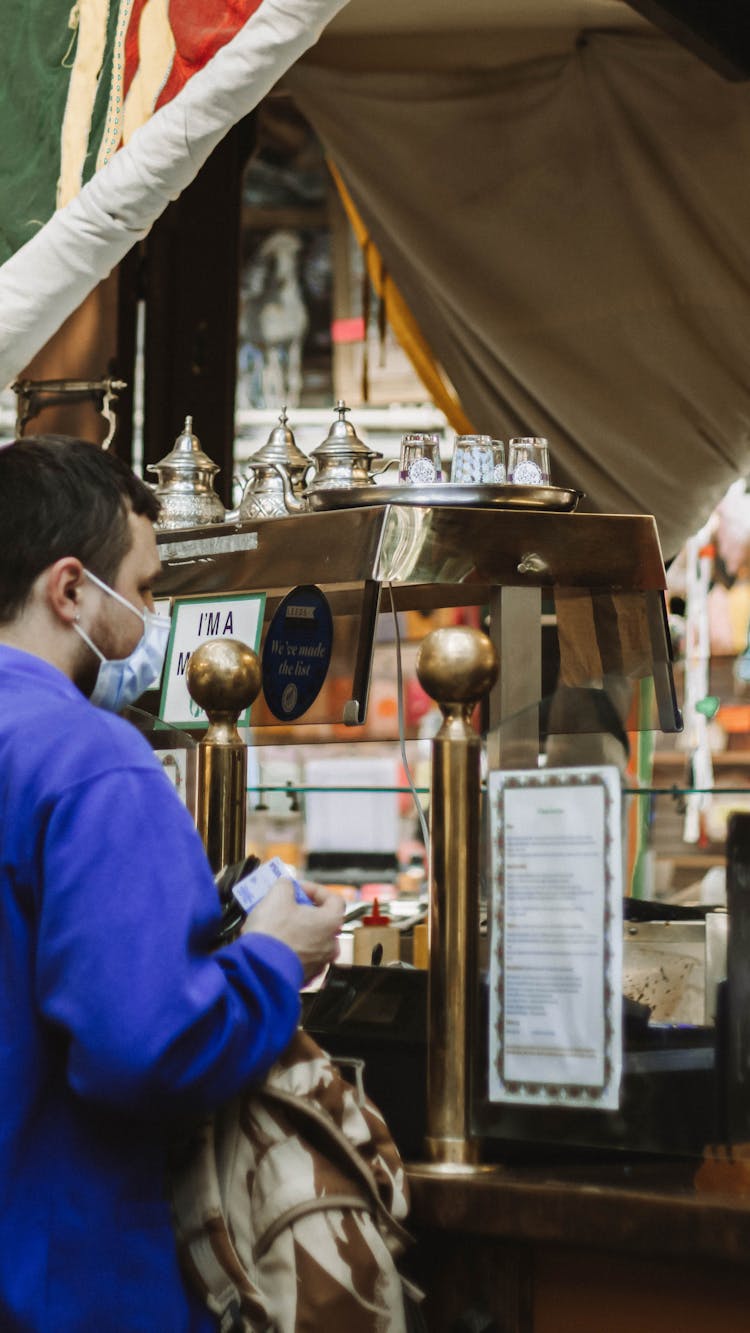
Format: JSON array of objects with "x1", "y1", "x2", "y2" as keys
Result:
[{"x1": 146, "y1": 498, "x2": 739, "y2": 1165}]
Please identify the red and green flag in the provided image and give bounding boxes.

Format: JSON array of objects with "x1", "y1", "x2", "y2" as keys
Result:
[{"x1": 0, "y1": 0, "x2": 349, "y2": 386}]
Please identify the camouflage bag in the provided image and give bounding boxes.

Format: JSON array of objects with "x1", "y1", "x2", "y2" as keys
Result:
[{"x1": 171, "y1": 1029, "x2": 421, "y2": 1333}]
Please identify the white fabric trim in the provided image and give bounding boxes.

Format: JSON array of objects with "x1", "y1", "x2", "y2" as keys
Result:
[
  {"x1": 121, "y1": 0, "x2": 176, "y2": 147},
  {"x1": 57, "y1": 0, "x2": 112, "y2": 209},
  {"x1": 95, "y1": 0, "x2": 138, "y2": 173},
  {"x1": 0, "y1": 0, "x2": 350, "y2": 389}
]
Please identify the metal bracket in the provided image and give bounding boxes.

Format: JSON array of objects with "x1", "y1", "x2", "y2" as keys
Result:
[{"x1": 12, "y1": 376, "x2": 127, "y2": 449}]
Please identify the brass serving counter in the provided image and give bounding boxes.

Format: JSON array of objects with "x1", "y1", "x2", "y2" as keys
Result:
[
  {"x1": 156, "y1": 505, "x2": 668, "y2": 595},
  {"x1": 155, "y1": 504, "x2": 680, "y2": 742}
]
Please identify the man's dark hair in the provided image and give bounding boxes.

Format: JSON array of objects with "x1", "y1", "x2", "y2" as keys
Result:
[{"x1": 0, "y1": 435, "x2": 160, "y2": 622}]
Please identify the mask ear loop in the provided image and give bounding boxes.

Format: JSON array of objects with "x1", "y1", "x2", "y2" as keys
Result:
[
  {"x1": 71, "y1": 616, "x2": 105, "y2": 663},
  {"x1": 83, "y1": 568, "x2": 146, "y2": 626}
]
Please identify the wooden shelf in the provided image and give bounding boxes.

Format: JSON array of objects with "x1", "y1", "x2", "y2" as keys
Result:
[
  {"x1": 655, "y1": 853, "x2": 725, "y2": 869},
  {"x1": 653, "y1": 750, "x2": 750, "y2": 769}
]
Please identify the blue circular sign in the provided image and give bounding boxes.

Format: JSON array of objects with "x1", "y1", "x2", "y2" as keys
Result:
[{"x1": 262, "y1": 585, "x2": 334, "y2": 721}]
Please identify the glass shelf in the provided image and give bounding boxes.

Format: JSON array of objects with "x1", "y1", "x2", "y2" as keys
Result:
[
  {"x1": 246, "y1": 784, "x2": 428, "y2": 794},
  {"x1": 244, "y1": 783, "x2": 750, "y2": 798}
]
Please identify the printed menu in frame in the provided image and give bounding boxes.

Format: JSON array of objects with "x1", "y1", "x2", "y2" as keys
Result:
[{"x1": 488, "y1": 766, "x2": 623, "y2": 1111}]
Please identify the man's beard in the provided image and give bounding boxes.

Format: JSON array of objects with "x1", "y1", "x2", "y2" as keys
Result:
[
  {"x1": 71, "y1": 647, "x2": 100, "y2": 698},
  {"x1": 71, "y1": 607, "x2": 111, "y2": 698}
]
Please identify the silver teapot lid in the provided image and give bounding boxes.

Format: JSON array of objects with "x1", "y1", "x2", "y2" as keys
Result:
[
  {"x1": 148, "y1": 415, "x2": 220, "y2": 479},
  {"x1": 250, "y1": 408, "x2": 311, "y2": 470},
  {"x1": 310, "y1": 400, "x2": 380, "y2": 462}
]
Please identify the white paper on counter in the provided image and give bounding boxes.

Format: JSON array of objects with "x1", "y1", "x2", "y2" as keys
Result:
[{"x1": 487, "y1": 766, "x2": 623, "y2": 1110}]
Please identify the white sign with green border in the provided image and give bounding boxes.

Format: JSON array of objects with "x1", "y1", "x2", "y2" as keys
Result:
[{"x1": 159, "y1": 593, "x2": 266, "y2": 728}]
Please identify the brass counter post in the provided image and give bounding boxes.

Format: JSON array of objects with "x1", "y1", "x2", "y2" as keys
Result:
[
  {"x1": 416, "y1": 626, "x2": 499, "y2": 1171},
  {"x1": 186, "y1": 638, "x2": 261, "y2": 872}
]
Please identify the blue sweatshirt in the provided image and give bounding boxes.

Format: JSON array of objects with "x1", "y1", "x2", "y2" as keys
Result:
[{"x1": 0, "y1": 645, "x2": 303, "y2": 1332}]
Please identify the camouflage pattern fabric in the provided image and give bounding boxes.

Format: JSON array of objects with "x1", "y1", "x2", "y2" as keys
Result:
[{"x1": 170, "y1": 1030, "x2": 417, "y2": 1333}]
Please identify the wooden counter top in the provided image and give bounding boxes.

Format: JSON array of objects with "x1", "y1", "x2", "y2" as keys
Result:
[{"x1": 405, "y1": 1158, "x2": 750, "y2": 1266}]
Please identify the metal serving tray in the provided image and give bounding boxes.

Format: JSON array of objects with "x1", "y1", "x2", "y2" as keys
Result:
[{"x1": 306, "y1": 483, "x2": 582, "y2": 512}]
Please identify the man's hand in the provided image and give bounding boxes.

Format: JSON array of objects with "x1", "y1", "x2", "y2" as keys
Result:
[{"x1": 242, "y1": 878, "x2": 344, "y2": 982}]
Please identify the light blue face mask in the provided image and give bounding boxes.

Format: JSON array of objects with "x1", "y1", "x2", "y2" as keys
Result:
[{"x1": 73, "y1": 569, "x2": 171, "y2": 712}]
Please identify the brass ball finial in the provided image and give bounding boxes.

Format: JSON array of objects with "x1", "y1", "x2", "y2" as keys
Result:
[
  {"x1": 186, "y1": 638, "x2": 261, "y2": 719},
  {"x1": 417, "y1": 626, "x2": 498, "y2": 708}
]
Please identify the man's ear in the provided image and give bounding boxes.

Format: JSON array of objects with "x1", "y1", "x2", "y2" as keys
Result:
[{"x1": 42, "y1": 558, "x2": 86, "y2": 627}]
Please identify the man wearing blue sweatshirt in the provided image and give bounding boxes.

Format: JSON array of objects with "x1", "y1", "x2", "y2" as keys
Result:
[{"x1": 0, "y1": 435, "x2": 343, "y2": 1332}]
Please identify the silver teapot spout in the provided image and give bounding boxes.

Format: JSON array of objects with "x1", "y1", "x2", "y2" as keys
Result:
[
  {"x1": 370, "y1": 457, "x2": 399, "y2": 480},
  {"x1": 269, "y1": 461, "x2": 308, "y2": 513}
]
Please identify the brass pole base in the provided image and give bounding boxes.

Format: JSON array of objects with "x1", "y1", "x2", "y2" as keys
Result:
[
  {"x1": 410, "y1": 1136, "x2": 504, "y2": 1176},
  {"x1": 424, "y1": 1134, "x2": 480, "y2": 1166},
  {"x1": 408, "y1": 1160, "x2": 502, "y2": 1179}
]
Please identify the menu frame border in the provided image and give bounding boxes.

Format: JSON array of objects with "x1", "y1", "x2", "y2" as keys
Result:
[{"x1": 489, "y1": 766, "x2": 622, "y2": 1109}]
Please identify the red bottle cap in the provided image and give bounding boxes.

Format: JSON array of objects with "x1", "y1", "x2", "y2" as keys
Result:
[{"x1": 362, "y1": 898, "x2": 390, "y2": 926}]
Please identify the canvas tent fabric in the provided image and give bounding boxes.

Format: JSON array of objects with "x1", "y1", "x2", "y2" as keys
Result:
[
  {"x1": 288, "y1": 31, "x2": 750, "y2": 557},
  {"x1": 0, "y1": 0, "x2": 350, "y2": 391}
]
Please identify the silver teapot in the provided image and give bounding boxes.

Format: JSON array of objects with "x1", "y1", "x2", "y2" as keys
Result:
[
  {"x1": 239, "y1": 410, "x2": 311, "y2": 520},
  {"x1": 305, "y1": 401, "x2": 396, "y2": 492},
  {"x1": 148, "y1": 416, "x2": 226, "y2": 529}
]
